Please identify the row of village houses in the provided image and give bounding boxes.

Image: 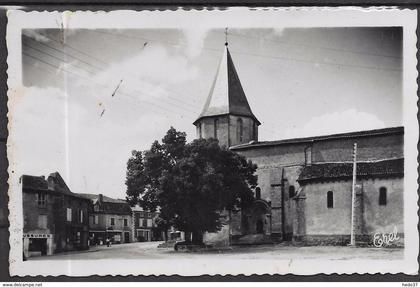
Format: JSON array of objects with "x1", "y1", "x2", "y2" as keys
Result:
[{"x1": 21, "y1": 172, "x2": 168, "y2": 258}]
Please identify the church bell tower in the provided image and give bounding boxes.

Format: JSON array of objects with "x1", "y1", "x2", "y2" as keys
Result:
[{"x1": 193, "y1": 40, "x2": 260, "y2": 147}]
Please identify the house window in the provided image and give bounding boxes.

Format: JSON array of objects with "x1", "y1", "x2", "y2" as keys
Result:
[
  {"x1": 147, "y1": 212, "x2": 152, "y2": 218},
  {"x1": 79, "y1": 209, "x2": 84, "y2": 223},
  {"x1": 327, "y1": 191, "x2": 333, "y2": 208},
  {"x1": 37, "y1": 192, "x2": 46, "y2": 207},
  {"x1": 94, "y1": 215, "x2": 99, "y2": 225},
  {"x1": 237, "y1": 118, "x2": 243, "y2": 142},
  {"x1": 110, "y1": 218, "x2": 115, "y2": 226},
  {"x1": 142, "y1": 219, "x2": 147, "y2": 227},
  {"x1": 38, "y1": 215, "x2": 47, "y2": 229},
  {"x1": 255, "y1": 187, "x2": 261, "y2": 200},
  {"x1": 139, "y1": 211, "x2": 144, "y2": 218},
  {"x1": 289, "y1": 186, "x2": 295, "y2": 198},
  {"x1": 379, "y1": 187, "x2": 387, "y2": 206},
  {"x1": 66, "y1": 208, "x2": 72, "y2": 222},
  {"x1": 124, "y1": 218, "x2": 128, "y2": 227},
  {"x1": 214, "y1": 118, "x2": 219, "y2": 139}
]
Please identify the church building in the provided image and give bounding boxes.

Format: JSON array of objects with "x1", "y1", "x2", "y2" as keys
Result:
[{"x1": 194, "y1": 42, "x2": 404, "y2": 247}]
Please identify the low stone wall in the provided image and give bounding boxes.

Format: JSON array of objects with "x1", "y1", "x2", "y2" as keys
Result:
[{"x1": 203, "y1": 224, "x2": 230, "y2": 247}]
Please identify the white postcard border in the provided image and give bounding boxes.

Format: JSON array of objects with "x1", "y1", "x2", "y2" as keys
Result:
[{"x1": 6, "y1": 7, "x2": 419, "y2": 276}]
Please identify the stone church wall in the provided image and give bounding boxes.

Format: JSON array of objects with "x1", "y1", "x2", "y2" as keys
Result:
[
  {"x1": 300, "y1": 177, "x2": 404, "y2": 246},
  {"x1": 234, "y1": 130, "x2": 403, "y2": 244},
  {"x1": 236, "y1": 143, "x2": 307, "y2": 200},
  {"x1": 361, "y1": 177, "x2": 404, "y2": 237},
  {"x1": 311, "y1": 132, "x2": 403, "y2": 163},
  {"x1": 228, "y1": 115, "x2": 257, "y2": 146},
  {"x1": 197, "y1": 116, "x2": 230, "y2": 147}
]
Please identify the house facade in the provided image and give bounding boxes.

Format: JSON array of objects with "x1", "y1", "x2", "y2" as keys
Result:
[
  {"x1": 131, "y1": 205, "x2": 163, "y2": 242},
  {"x1": 193, "y1": 42, "x2": 404, "y2": 247},
  {"x1": 78, "y1": 193, "x2": 132, "y2": 245},
  {"x1": 22, "y1": 172, "x2": 91, "y2": 258}
]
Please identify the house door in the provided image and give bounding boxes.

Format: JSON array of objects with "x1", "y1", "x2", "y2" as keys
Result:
[
  {"x1": 29, "y1": 238, "x2": 47, "y2": 256},
  {"x1": 256, "y1": 219, "x2": 264, "y2": 234},
  {"x1": 124, "y1": 232, "x2": 130, "y2": 243}
]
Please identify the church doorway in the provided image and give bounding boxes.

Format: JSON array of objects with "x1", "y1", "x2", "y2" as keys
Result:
[
  {"x1": 256, "y1": 219, "x2": 264, "y2": 234},
  {"x1": 241, "y1": 200, "x2": 271, "y2": 236}
]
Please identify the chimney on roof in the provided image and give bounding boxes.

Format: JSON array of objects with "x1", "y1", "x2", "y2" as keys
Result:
[
  {"x1": 47, "y1": 175, "x2": 56, "y2": 190},
  {"x1": 98, "y1": 194, "x2": 103, "y2": 204}
]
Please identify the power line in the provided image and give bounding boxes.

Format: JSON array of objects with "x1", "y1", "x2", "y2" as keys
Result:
[
  {"x1": 24, "y1": 52, "x2": 283, "y2": 137},
  {"x1": 41, "y1": 33, "x2": 203, "y2": 110},
  {"x1": 23, "y1": 53, "x2": 293, "y2": 139},
  {"x1": 23, "y1": 43, "x2": 96, "y2": 76},
  {"x1": 89, "y1": 29, "x2": 222, "y2": 54},
  {"x1": 23, "y1": 51, "x2": 198, "y2": 119},
  {"x1": 226, "y1": 31, "x2": 402, "y2": 60},
  {"x1": 230, "y1": 50, "x2": 402, "y2": 72},
  {"x1": 24, "y1": 37, "x2": 203, "y2": 112},
  {"x1": 39, "y1": 34, "x2": 110, "y2": 66},
  {"x1": 23, "y1": 36, "x2": 103, "y2": 72},
  {"x1": 90, "y1": 29, "x2": 401, "y2": 72}
]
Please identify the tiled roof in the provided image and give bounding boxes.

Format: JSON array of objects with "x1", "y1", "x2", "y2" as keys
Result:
[
  {"x1": 21, "y1": 175, "x2": 48, "y2": 191},
  {"x1": 77, "y1": 193, "x2": 126, "y2": 204},
  {"x1": 47, "y1": 172, "x2": 90, "y2": 200},
  {"x1": 22, "y1": 173, "x2": 90, "y2": 201},
  {"x1": 230, "y1": 126, "x2": 404, "y2": 150},
  {"x1": 194, "y1": 46, "x2": 260, "y2": 125},
  {"x1": 77, "y1": 193, "x2": 132, "y2": 215},
  {"x1": 101, "y1": 201, "x2": 132, "y2": 215},
  {"x1": 297, "y1": 158, "x2": 404, "y2": 183}
]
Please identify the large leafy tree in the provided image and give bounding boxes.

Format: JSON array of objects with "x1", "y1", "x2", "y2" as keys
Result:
[{"x1": 126, "y1": 127, "x2": 258, "y2": 244}]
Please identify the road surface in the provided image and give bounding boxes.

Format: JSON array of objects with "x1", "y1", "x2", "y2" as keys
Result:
[{"x1": 29, "y1": 241, "x2": 404, "y2": 261}]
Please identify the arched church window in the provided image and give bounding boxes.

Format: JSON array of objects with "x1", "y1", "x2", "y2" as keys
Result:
[
  {"x1": 289, "y1": 185, "x2": 295, "y2": 198},
  {"x1": 199, "y1": 122, "x2": 202, "y2": 139},
  {"x1": 214, "y1": 118, "x2": 219, "y2": 139},
  {"x1": 255, "y1": 187, "x2": 261, "y2": 200},
  {"x1": 327, "y1": 191, "x2": 333, "y2": 208},
  {"x1": 253, "y1": 122, "x2": 257, "y2": 140},
  {"x1": 237, "y1": 118, "x2": 243, "y2": 142},
  {"x1": 379, "y1": 187, "x2": 387, "y2": 206}
]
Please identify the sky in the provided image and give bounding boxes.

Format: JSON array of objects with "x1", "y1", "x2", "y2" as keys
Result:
[{"x1": 18, "y1": 27, "x2": 403, "y2": 199}]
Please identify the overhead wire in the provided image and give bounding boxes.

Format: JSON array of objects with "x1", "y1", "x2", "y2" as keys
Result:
[
  {"x1": 23, "y1": 35, "x2": 202, "y2": 114},
  {"x1": 22, "y1": 29, "x2": 402, "y2": 135},
  {"x1": 225, "y1": 31, "x2": 402, "y2": 60},
  {"x1": 22, "y1": 51, "x2": 198, "y2": 120},
  {"x1": 89, "y1": 29, "x2": 402, "y2": 72}
]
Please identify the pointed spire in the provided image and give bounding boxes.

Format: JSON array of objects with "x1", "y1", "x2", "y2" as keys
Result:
[{"x1": 193, "y1": 42, "x2": 260, "y2": 125}]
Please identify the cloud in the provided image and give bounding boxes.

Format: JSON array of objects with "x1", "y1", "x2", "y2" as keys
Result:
[
  {"x1": 283, "y1": 109, "x2": 386, "y2": 138},
  {"x1": 9, "y1": 86, "x2": 69, "y2": 179},
  {"x1": 83, "y1": 45, "x2": 198, "y2": 101},
  {"x1": 182, "y1": 28, "x2": 209, "y2": 58}
]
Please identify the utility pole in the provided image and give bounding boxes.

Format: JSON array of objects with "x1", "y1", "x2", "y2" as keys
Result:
[
  {"x1": 350, "y1": 143, "x2": 357, "y2": 246},
  {"x1": 270, "y1": 169, "x2": 287, "y2": 241},
  {"x1": 281, "y1": 169, "x2": 286, "y2": 240}
]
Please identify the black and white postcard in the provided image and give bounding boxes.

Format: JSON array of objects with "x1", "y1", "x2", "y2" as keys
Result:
[{"x1": 6, "y1": 8, "x2": 419, "y2": 276}]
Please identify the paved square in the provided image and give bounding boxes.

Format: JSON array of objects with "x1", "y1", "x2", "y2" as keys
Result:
[{"x1": 28, "y1": 241, "x2": 404, "y2": 261}]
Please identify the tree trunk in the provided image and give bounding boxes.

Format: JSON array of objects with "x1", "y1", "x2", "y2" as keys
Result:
[
  {"x1": 192, "y1": 231, "x2": 203, "y2": 245},
  {"x1": 184, "y1": 231, "x2": 192, "y2": 243}
]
